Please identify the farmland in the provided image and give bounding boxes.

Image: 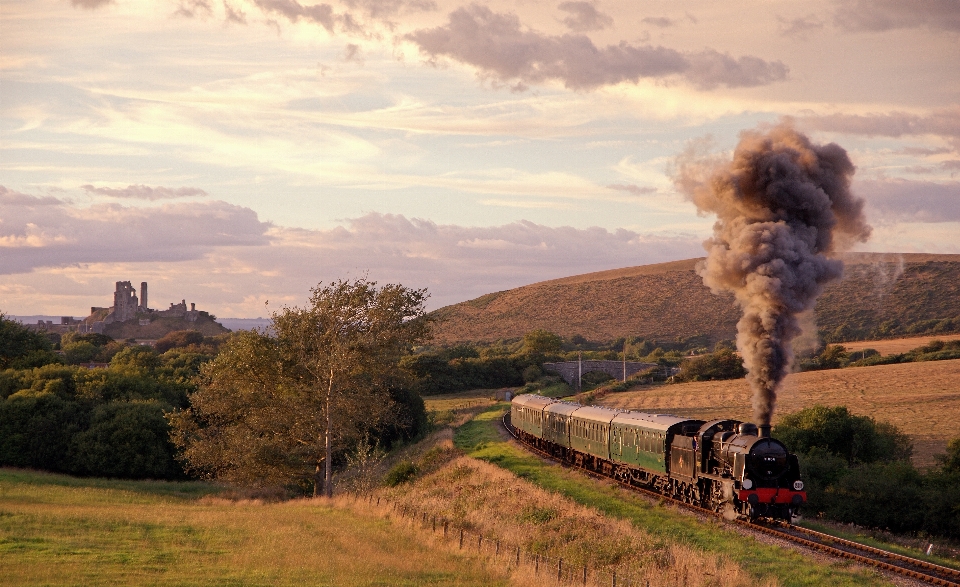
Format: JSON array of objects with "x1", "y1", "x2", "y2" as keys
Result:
[
  {"x1": 598, "y1": 359, "x2": 960, "y2": 467},
  {"x1": 841, "y1": 333, "x2": 960, "y2": 356}
]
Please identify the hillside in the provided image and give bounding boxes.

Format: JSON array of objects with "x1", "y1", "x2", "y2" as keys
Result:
[
  {"x1": 102, "y1": 314, "x2": 229, "y2": 340},
  {"x1": 430, "y1": 253, "x2": 960, "y2": 344}
]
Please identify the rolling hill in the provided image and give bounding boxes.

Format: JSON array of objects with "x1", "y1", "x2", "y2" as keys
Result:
[{"x1": 430, "y1": 253, "x2": 960, "y2": 345}]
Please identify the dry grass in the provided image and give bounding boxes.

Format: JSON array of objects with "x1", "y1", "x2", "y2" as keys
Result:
[
  {"x1": 380, "y1": 455, "x2": 765, "y2": 587},
  {"x1": 0, "y1": 468, "x2": 507, "y2": 586},
  {"x1": 841, "y1": 334, "x2": 960, "y2": 355},
  {"x1": 429, "y1": 253, "x2": 960, "y2": 344},
  {"x1": 423, "y1": 390, "x2": 501, "y2": 413},
  {"x1": 598, "y1": 359, "x2": 960, "y2": 468}
]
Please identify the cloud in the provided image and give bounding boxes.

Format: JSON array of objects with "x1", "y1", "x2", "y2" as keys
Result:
[
  {"x1": 777, "y1": 14, "x2": 825, "y2": 38},
  {"x1": 606, "y1": 183, "x2": 657, "y2": 196},
  {"x1": 0, "y1": 186, "x2": 61, "y2": 207},
  {"x1": 80, "y1": 184, "x2": 209, "y2": 201},
  {"x1": 251, "y1": 213, "x2": 705, "y2": 308},
  {"x1": 834, "y1": 0, "x2": 960, "y2": 32},
  {"x1": 641, "y1": 16, "x2": 674, "y2": 28},
  {"x1": 793, "y1": 107, "x2": 960, "y2": 147},
  {"x1": 0, "y1": 186, "x2": 270, "y2": 275},
  {"x1": 70, "y1": 0, "x2": 112, "y2": 9},
  {"x1": 857, "y1": 178, "x2": 960, "y2": 222},
  {"x1": 341, "y1": 0, "x2": 436, "y2": 20},
  {"x1": 558, "y1": 2, "x2": 613, "y2": 32},
  {"x1": 406, "y1": 5, "x2": 788, "y2": 90},
  {"x1": 0, "y1": 190, "x2": 704, "y2": 311},
  {"x1": 251, "y1": 0, "x2": 342, "y2": 32}
]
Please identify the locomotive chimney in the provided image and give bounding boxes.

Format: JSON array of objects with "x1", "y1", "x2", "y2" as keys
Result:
[{"x1": 759, "y1": 424, "x2": 771, "y2": 439}]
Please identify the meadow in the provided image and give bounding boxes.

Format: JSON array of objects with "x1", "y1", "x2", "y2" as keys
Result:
[
  {"x1": 0, "y1": 468, "x2": 506, "y2": 587},
  {"x1": 598, "y1": 358, "x2": 960, "y2": 467}
]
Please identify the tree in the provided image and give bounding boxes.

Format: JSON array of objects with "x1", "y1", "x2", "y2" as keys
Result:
[
  {"x1": 522, "y1": 329, "x2": 562, "y2": 355},
  {"x1": 774, "y1": 405, "x2": 912, "y2": 464},
  {"x1": 0, "y1": 313, "x2": 57, "y2": 369},
  {"x1": 170, "y1": 278, "x2": 432, "y2": 496}
]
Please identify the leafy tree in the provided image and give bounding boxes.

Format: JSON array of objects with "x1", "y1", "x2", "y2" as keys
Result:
[
  {"x1": 522, "y1": 329, "x2": 562, "y2": 355},
  {"x1": 0, "y1": 313, "x2": 58, "y2": 369},
  {"x1": 775, "y1": 405, "x2": 912, "y2": 465},
  {"x1": 170, "y1": 279, "x2": 432, "y2": 496},
  {"x1": 937, "y1": 437, "x2": 960, "y2": 473},
  {"x1": 69, "y1": 401, "x2": 181, "y2": 479},
  {"x1": 155, "y1": 330, "x2": 205, "y2": 353},
  {"x1": 674, "y1": 347, "x2": 746, "y2": 382}
]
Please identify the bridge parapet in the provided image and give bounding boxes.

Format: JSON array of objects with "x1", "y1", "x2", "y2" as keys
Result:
[{"x1": 542, "y1": 360, "x2": 659, "y2": 388}]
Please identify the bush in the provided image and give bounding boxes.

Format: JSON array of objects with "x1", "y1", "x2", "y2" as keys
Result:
[
  {"x1": 775, "y1": 405, "x2": 912, "y2": 465},
  {"x1": 674, "y1": 347, "x2": 746, "y2": 382},
  {"x1": 69, "y1": 401, "x2": 182, "y2": 479},
  {"x1": 384, "y1": 461, "x2": 418, "y2": 486}
]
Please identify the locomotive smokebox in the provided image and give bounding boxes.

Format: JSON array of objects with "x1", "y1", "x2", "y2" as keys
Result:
[{"x1": 759, "y1": 424, "x2": 771, "y2": 439}]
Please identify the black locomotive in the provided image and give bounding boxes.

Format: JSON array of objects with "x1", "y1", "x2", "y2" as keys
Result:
[{"x1": 511, "y1": 394, "x2": 806, "y2": 521}]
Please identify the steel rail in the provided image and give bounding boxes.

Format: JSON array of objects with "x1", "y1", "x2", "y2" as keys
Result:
[{"x1": 500, "y1": 411, "x2": 960, "y2": 587}]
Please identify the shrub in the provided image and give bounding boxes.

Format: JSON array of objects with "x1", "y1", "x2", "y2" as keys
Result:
[
  {"x1": 384, "y1": 461, "x2": 418, "y2": 486},
  {"x1": 775, "y1": 405, "x2": 912, "y2": 465},
  {"x1": 674, "y1": 348, "x2": 745, "y2": 382},
  {"x1": 69, "y1": 401, "x2": 182, "y2": 479}
]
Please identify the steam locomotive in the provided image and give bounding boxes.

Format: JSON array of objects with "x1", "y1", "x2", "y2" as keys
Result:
[{"x1": 510, "y1": 394, "x2": 806, "y2": 521}]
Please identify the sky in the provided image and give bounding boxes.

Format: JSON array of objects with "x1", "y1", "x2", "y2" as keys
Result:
[{"x1": 2, "y1": 0, "x2": 959, "y2": 317}]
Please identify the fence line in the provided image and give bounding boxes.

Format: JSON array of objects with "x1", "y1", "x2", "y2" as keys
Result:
[{"x1": 352, "y1": 492, "x2": 664, "y2": 587}]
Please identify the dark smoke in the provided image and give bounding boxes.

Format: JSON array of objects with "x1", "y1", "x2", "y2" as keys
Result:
[{"x1": 675, "y1": 124, "x2": 871, "y2": 426}]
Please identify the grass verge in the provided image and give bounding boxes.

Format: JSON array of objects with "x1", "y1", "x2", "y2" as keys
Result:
[{"x1": 455, "y1": 404, "x2": 892, "y2": 587}]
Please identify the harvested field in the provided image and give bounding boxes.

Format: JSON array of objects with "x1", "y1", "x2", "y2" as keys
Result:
[
  {"x1": 841, "y1": 334, "x2": 960, "y2": 356},
  {"x1": 598, "y1": 359, "x2": 960, "y2": 468}
]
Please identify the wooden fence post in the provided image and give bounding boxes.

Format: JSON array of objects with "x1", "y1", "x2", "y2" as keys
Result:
[
  {"x1": 558, "y1": 558, "x2": 563, "y2": 582},
  {"x1": 459, "y1": 528, "x2": 464, "y2": 549}
]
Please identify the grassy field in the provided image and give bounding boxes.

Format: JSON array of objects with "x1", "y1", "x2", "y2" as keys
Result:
[
  {"x1": 598, "y1": 358, "x2": 960, "y2": 467},
  {"x1": 450, "y1": 405, "x2": 894, "y2": 587},
  {"x1": 841, "y1": 333, "x2": 960, "y2": 355},
  {"x1": 0, "y1": 468, "x2": 507, "y2": 587}
]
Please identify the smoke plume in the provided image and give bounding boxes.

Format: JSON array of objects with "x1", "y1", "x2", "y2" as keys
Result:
[{"x1": 675, "y1": 124, "x2": 871, "y2": 426}]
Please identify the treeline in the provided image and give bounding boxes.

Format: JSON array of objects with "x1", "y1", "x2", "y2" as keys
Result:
[
  {"x1": 820, "y1": 315, "x2": 960, "y2": 344},
  {"x1": 0, "y1": 331, "x2": 211, "y2": 479},
  {"x1": 776, "y1": 406, "x2": 960, "y2": 538},
  {"x1": 405, "y1": 330, "x2": 717, "y2": 395},
  {"x1": 800, "y1": 339, "x2": 960, "y2": 371}
]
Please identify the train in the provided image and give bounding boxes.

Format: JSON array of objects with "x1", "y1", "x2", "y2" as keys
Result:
[{"x1": 510, "y1": 394, "x2": 806, "y2": 521}]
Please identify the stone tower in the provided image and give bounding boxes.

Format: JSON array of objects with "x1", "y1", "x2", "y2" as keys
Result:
[
  {"x1": 112, "y1": 281, "x2": 139, "y2": 322},
  {"x1": 140, "y1": 282, "x2": 148, "y2": 311}
]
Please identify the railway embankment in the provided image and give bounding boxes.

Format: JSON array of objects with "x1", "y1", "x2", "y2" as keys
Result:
[{"x1": 379, "y1": 403, "x2": 899, "y2": 587}]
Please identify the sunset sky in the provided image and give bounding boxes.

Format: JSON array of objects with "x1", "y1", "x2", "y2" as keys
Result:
[{"x1": 2, "y1": 0, "x2": 959, "y2": 317}]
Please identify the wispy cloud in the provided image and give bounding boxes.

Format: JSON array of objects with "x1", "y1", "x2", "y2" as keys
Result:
[
  {"x1": 558, "y1": 1, "x2": 613, "y2": 32},
  {"x1": 80, "y1": 184, "x2": 209, "y2": 201},
  {"x1": 834, "y1": 0, "x2": 960, "y2": 33},
  {"x1": 406, "y1": 5, "x2": 788, "y2": 90}
]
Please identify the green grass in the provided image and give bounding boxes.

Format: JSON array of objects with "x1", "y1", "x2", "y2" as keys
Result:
[
  {"x1": 797, "y1": 519, "x2": 960, "y2": 571},
  {"x1": 455, "y1": 404, "x2": 893, "y2": 587},
  {"x1": 0, "y1": 468, "x2": 508, "y2": 586}
]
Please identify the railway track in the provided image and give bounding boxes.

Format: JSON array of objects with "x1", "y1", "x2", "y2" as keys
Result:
[{"x1": 500, "y1": 412, "x2": 960, "y2": 587}]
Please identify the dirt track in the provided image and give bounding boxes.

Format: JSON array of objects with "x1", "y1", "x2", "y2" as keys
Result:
[{"x1": 598, "y1": 359, "x2": 960, "y2": 468}]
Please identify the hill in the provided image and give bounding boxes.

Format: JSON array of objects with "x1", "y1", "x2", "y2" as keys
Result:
[{"x1": 430, "y1": 253, "x2": 960, "y2": 345}]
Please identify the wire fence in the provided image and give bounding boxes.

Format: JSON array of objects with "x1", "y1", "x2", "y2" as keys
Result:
[{"x1": 351, "y1": 492, "x2": 678, "y2": 587}]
